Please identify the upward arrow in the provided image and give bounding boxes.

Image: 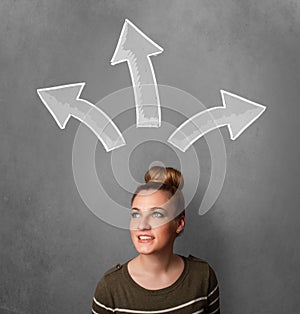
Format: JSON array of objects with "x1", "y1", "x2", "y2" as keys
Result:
[
  {"x1": 168, "y1": 90, "x2": 266, "y2": 152},
  {"x1": 111, "y1": 19, "x2": 163, "y2": 127},
  {"x1": 37, "y1": 83, "x2": 126, "y2": 152}
]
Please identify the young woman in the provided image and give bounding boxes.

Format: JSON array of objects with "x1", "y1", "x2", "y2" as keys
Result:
[{"x1": 92, "y1": 166, "x2": 220, "y2": 313}]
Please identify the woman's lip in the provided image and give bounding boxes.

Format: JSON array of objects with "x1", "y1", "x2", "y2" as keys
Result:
[
  {"x1": 137, "y1": 235, "x2": 155, "y2": 240},
  {"x1": 137, "y1": 234, "x2": 154, "y2": 237}
]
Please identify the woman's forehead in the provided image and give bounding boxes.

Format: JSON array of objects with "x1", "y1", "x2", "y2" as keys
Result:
[{"x1": 132, "y1": 189, "x2": 173, "y2": 208}]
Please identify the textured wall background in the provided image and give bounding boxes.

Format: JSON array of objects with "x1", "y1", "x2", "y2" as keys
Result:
[{"x1": 1, "y1": 0, "x2": 299, "y2": 313}]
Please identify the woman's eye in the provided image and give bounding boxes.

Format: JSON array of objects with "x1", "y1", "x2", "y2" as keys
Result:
[
  {"x1": 131, "y1": 211, "x2": 140, "y2": 218},
  {"x1": 152, "y1": 211, "x2": 164, "y2": 218}
]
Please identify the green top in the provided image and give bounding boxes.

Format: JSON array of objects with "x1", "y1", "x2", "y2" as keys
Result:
[{"x1": 92, "y1": 255, "x2": 220, "y2": 313}]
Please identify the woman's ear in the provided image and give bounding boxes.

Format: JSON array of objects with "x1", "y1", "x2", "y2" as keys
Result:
[{"x1": 176, "y1": 214, "x2": 185, "y2": 234}]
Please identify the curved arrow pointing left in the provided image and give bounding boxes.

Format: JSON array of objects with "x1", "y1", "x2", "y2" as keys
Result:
[{"x1": 37, "y1": 83, "x2": 126, "y2": 152}]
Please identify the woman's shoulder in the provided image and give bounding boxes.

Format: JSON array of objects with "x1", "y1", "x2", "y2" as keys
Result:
[
  {"x1": 183, "y1": 255, "x2": 219, "y2": 293},
  {"x1": 185, "y1": 254, "x2": 210, "y2": 268},
  {"x1": 93, "y1": 262, "x2": 128, "y2": 311},
  {"x1": 185, "y1": 254, "x2": 217, "y2": 277},
  {"x1": 103, "y1": 263, "x2": 123, "y2": 276},
  {"x1": 101, "y1": 261, "x2": 126, "y2": 281},
  {"x1": 94, "y1": 261, "x2": 127, "y2": 297},
  {"x1": 186, "y1": 254, "x2": 208, "y2": 263}
]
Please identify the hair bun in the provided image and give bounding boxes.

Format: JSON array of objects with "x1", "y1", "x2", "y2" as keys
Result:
[{"x1": 144, "y1": 166, "x2": 184, "y2": 190}]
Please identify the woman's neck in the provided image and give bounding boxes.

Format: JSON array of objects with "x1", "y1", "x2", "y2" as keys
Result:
[
  {"x1": 127, "y1": 252, "x2": 185, "y2": 290},
  {"x1": 134, "y1": 251, "x2": 181, "y2": 275}
]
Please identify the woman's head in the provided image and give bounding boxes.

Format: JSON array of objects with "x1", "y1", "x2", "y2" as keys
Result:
[
  {"x1": 132, "y1": 166, "x2": 185, "y2": 215},
  {"x1": 131, "y1": 166, "x2": 185, "y2": 234},
  {"x1": 130, "y1": 167, "x2": 185, "y2": 256}
]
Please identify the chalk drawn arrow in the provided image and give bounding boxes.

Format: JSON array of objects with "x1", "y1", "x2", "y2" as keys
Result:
[
  {"x1": 111, "y1": 19, "x2": 163, "y2": 127},
  {"x1": 168, "y1": 90, "x2": 266, "y2": 152},
  {"x1": 37, "y1": 83, "x2": 126, "y2": 152}
]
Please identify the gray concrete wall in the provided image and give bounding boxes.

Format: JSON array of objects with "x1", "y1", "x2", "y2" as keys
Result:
[{"x1": 0, "y1": 1, "x2": 299, "y2": 313}]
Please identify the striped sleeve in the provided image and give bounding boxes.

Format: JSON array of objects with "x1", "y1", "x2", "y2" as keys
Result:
[
  {"x1": 205, "y1": 265, "x2": 220, "y2": 314},
  {"x1": 91, "y1": 278, "x2": 113, "y2": 314}
]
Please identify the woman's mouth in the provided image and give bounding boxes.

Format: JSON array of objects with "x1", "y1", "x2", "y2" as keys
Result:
[{"x1": 137, "y1": 235, "x2": 154, "y2": 241}]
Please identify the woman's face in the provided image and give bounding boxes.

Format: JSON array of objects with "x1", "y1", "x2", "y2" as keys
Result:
[{"x1": 130, "y1": 189, "x2": 185, "y2": 256}]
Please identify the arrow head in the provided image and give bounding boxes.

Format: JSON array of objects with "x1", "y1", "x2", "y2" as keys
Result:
[
  {"x1": 111, "y1": 19, "x2": 163, "y2": 65},
  {"x1": 221, "y1": 90, "x2": 266, "y2": 140},
  {"x1": 37, "y1": 83, "x2": 85, "y2": 129}
]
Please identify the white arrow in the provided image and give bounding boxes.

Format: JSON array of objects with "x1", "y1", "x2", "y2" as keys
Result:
[
  {"x1": 111, "y1": 19, "x2": 163, "y2": 128},
  {"x1": 168, "y1": 90, "x2": 266, "y2": 152},
  {"x1": 37, "y1": 83, "x2": 126, "y2": 152}
]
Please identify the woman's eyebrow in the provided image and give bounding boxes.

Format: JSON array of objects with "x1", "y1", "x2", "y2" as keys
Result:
[
  {"x1": 131, "y1": 207, "x2": 167, "y2": 211},
  {"x1": 150, "y1": 207, "x2": 167, "y2": 211}
]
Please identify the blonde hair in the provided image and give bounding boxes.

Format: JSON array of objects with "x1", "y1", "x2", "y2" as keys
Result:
[
  {"x1": 144, "y1": 166, "x2": 184, "y2": 190},
  {"x1": 131, "y1": 166, "x2": 185, "y2": 217}
]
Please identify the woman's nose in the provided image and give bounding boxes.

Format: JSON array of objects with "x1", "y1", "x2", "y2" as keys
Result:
[{"x1": 138, "y1": 215, "x2": 151, "y2": 230}]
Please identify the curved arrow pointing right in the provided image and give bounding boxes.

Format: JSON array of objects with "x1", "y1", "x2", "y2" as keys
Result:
[{"x1": 168, "y1": 90, "x2": 266, "y2": 152}]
